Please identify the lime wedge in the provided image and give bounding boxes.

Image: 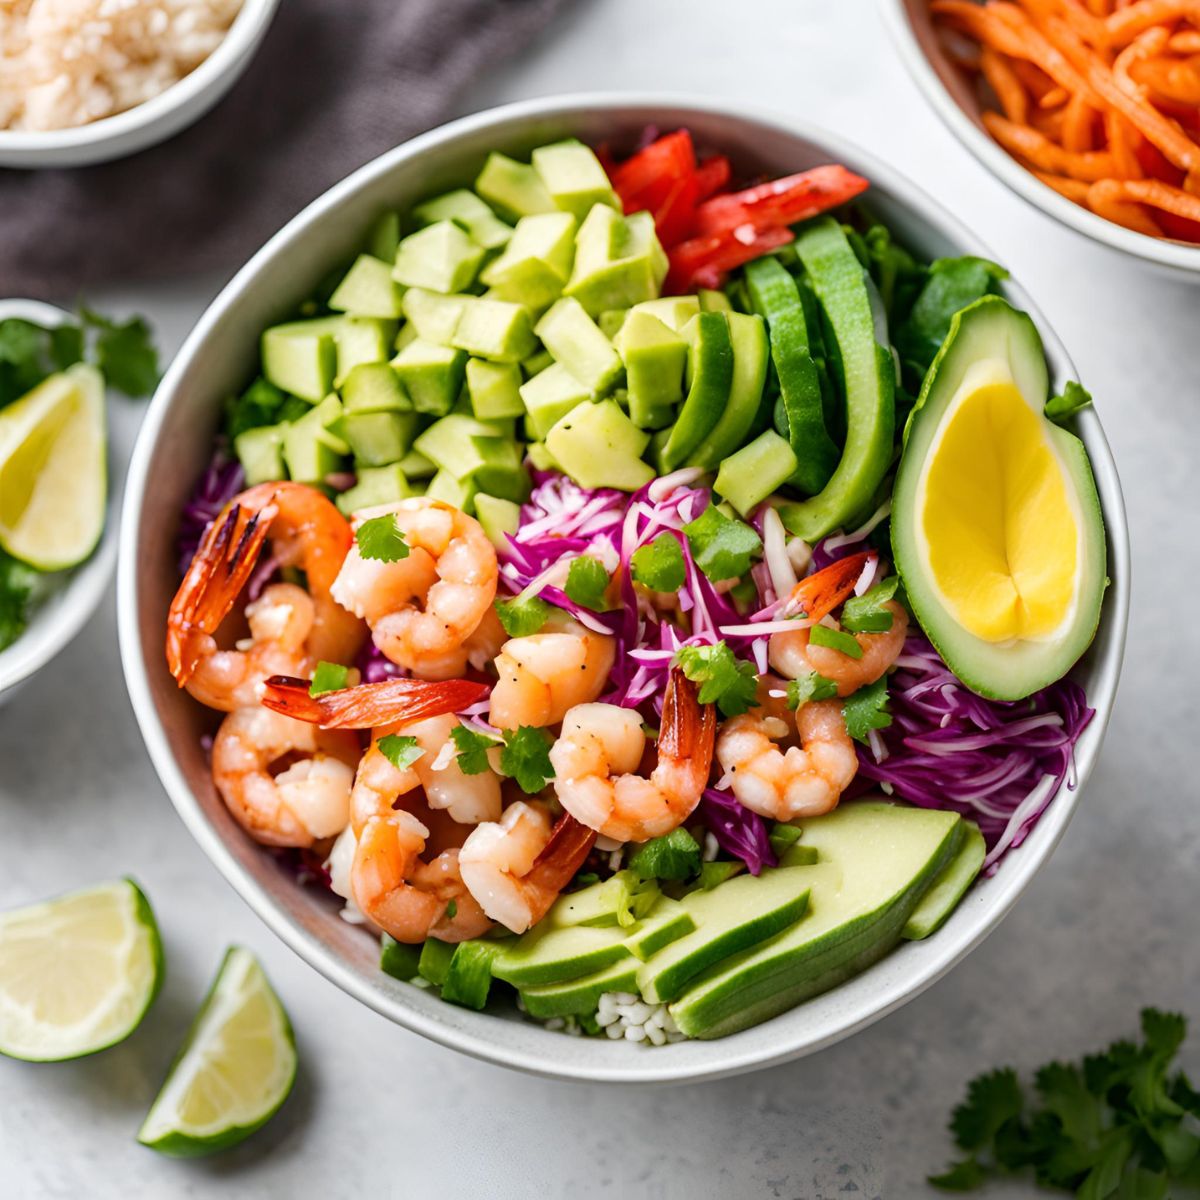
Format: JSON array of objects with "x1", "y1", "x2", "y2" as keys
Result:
[
  {"x1": 0, "y1": 363, "x2": 107, "y2": 571},
  {"x1": 0, "y1": 878, "x2": 162, "y2": 1061},
  {"x1": 138, "y1": 946, "x2": 296, "y2": 1157}
]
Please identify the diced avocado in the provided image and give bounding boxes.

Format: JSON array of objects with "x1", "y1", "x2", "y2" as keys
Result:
[
  {"x1": 535, "y1": 297, "x2": 623, "y2": 394},
  {"x1": 699, "y1": 288, "x2": 733, "y2": 313},
  {"x1": 475, "y1": 152, "x2": 557, "y2": 220},
  {"x1": 903, "y1": 822, "x2": 986, "y2": 940},
  {"x1": 565, "y1": 207, "x2": 669, "y2": 316},
  {"x1": 412, "y1": 188, "x2": 513, "y2": 251},
  {"x1": 520, "y1": 958, "x2": 641, "y2": 1020},
  {"x1": 391, "y1": 338, "x2": 467, "y2": 416},
  {"x1": 262, "y1": 317, "x2": 338, "y2": 402},
  {"x1": 398, "y1": 447, "x2": 436, "y2": 479},
  {"x1": 379, "y1": 933, "x2": 421, "y2": 981},
  {"x1": 492, "y1": 921, "x2": 632, "y2": 989},
  {"x1": 341, "y1": 361, "x2": 411, "y2": 414},
  {"x1": 531, "y1": 139, "x2": 619, "y2": 220},
  {"x1": 283, "y1": 394, "x2": 349, "y2": 483},
  {"x1": 687, "y1": 312, "x2": 770, "y2": 470},
  {"x1": 624, "y1": 898, "x2": 696, "y2": 961},
  {"x1": 335, "y1": 317, "x2": 398, "y2": 384},
  {"x1": 474, "y1": 493, "x2": 521, "y2": 549},
  {"x1": 233, "y1": 423, "x2": 287, "y2": 486},
  {"x1": 340, "y1": 410, "x2": 419, "y2": 467},
  {"x1": 636, "y1": 869, "x2": 812, "y2": 1004},
  {"x1": 418, "y1": 938, "x2": 456, "y2": 987},
  {"x1": 522, "y1": 348, "x2": 554, "y2": 379},
  {"x1": 613, "y1": 309, "x2": 687, "y2": 430},
  {"x1": 669, "y1": 801, "x2": 964, "y2": 1039},
  {"x1": 525, "y1": 441, "x2": 561, "y2": 472},
  {"x1": 424, "y1": 469, "x2": 477, "y2": 512},
  {"x1": 631, "y1": 295, "x2": 701, "y2": 333},
  {"x1": 714, "y1": 430, "x2": 798, "y2": 516},
  {"x1": 329, "y1": 254, "x2": 404, "y2": 318},
  {"x1": 546, "y1": 398, "x2": 654, "y2": 492},
  {"x1": 519, "y1": 362, "x2": 591, "y2": 440},
  {"x1": 366, "y1": 211, "x2": 401, "y2": 262},
  {"x1": 394, "y1": 321, "x2": 419, "y2": 352},
  {"x1": 441, "y1": 939, "x2": 507, "y2": 1010},
  {"x1": 451, "y1": 297, "x2": 537, "y2": 363},
  {"x1": 661, "y1": 311, "x2": 734, "y2": 469},
  {"x1": 392, "y1": 220, "x2": 486, "y2": 294},
  {"x1": 598, "y1": 309, "x2": 628, "y2": 339},
  {"x1": 466, "y1": 358, "x2": 525, "y2": 420},
  {"x1": 335, "y1": 463, "x2": 412, "y2": 516},
  {"x1": 414, "y1": 413, "x2": 520, "y2": 479},
  {"x1": 402, "y1": 288, "x2": 469, "y2": 345},
  {"x1": 480, "y1": 211, "x2": 576, "y2": 308}
]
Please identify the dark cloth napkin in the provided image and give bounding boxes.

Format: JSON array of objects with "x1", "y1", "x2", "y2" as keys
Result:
[{"x1": 0, "y1": 0, "x2": 573, "y2": 299}]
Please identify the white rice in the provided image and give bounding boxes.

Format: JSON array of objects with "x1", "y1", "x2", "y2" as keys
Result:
[
  {"x1": 0, "y1": 0, "x2": 244, "y2": 132},
  {"x1": 595, "y1": 991, "x2": 687, "y2": 1046}
]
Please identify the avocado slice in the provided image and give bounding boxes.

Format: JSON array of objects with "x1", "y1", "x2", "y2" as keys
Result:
[
  {"x1": 891, "y1": 296, "x2": 1107, "y2": 701},
  {"x1": 903, "y1": 821, "x2": 986, "y2": 940},
  {"x1": 492, "y1": 922, "x2": 632, "y2": 989},
  {"x1": 660, "y1": 311, "x2": 734, "y2": 470},
  {"x1": 565, "y1": 207, "x2": 668, "y2": 316},
  {"x1": 669, "y1": 801, "x2": 963, "y2": 1039},
  {"x1": 613, "y1": 310, "x2": 687, "y2": 431},
  {"x1": 520, "y1": 958, "x2": 641, "y2": 1020},
  {"x1": 441, "y1": 939, "x2": 507, "y2": 1011}
]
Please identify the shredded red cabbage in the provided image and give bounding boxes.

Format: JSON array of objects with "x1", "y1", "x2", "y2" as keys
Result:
[
  {"x1": 698, "y1": 790, "x2": 777, "y2": 875},
  {"x1": 176, "y1": 449, "x2": 243, "y2": 575}
]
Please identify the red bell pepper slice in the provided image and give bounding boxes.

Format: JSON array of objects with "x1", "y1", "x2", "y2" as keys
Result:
[
  {"x1": 665, "y1": 224, "x2": 794, "y2": 293},
  {"x1": 693, "y1": 164, "x2": 869, "y2": 237},
  {"x1": 693, "y1": 155, "x2": 731, "y2": 203},
  {"x1": 613, "y1": 129, "x2": 696, "y2": 214}
]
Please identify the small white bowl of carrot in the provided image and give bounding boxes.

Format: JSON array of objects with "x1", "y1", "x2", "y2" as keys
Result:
[{"x1": 882, "y1": 0, "x2": 1200, "y2": 277}]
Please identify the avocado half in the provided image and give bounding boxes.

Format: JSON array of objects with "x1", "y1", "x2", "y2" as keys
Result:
[{"x1": 891, "y1": 296, "x2": 1106, "y2": 701}]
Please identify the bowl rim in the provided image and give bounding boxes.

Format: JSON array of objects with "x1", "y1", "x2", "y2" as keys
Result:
[
  {"x1": 0, "y1": 299, "x2": 119, "y2": 697},
  {"x1": 0, "y1": 0, "x2": 279, "y2": 161},
  {"x1": 878, "y1": 0, "x2": 1200, "y2": 276},
  {"x1": 117, "y1": 91, "x2": 1131, "y2": 1084}
]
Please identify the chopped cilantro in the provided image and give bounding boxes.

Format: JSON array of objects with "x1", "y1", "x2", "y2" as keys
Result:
[
  {"x1": 0, "y1": 549, "x2": 37, "y2": 652},
  {"x1": 696, "y1": 861, "x2": 741, "y2": 891},
  {"x1": 682, "y1": 502, "x2": 762, "y2": 582},
  {"x1": 809, "y1": 624, "x2": 864, "y2": 659},
  {"x1": 450, "y1": 724, "x2": 500, "y2": 775},
  {"x1": 224, "y1": 376, "x2": 287, "y2": 440},
  {"x1": 600, "y1": 871, "x2": 662, "y2": 927},
  {"x1": 786, "y1": 671, "x2": 838, "y2": 710},
  {"x1": 79, "y1": 307, "x2": 160, "y2": 397},
  {"x1": 377, "y1": 734, "x2": 424, "y2": 771},
  {"x1": 628, "y1": 828, "x2": 702, "y2": 882},
  {"x1": 494, "y1": 594, "x2": 553, "y2": 638},
  {"x1": 768, "y1": 822, "x2": 804, "y2": 859},
  {"x1": 444, "y1": 899, "x2": 457, "y2": 920},
  {"x1": 564, "y1": 555, "x2": 614, "y2": 611},
  {"x1": 673, "y1": 641, "x2": 759, "y2": 718},
  {"x1": 499, "y1": 726, "x2": 555, "y2": 794},
  {"x1": 841, "y1": 576, "x2": 900, "y2": 634},
  {"x1": 573, "y1": 872, "x2": 601, "y2": 888},
  {"x1": 309, "y1": 661, "x2": 349, "y2": 696},
  {"x1": 1045, "y1": 380, "x2": 1093, "y2": 425},
  {"x1": 356, "y1": 514, "x2": 410, "y2": 563},
  {"x1": 841, "y1": 677, "x2": 892, "y2": 744},
  {"x1": 630, "y1": 533, "x2": 687, "y2": 593}
]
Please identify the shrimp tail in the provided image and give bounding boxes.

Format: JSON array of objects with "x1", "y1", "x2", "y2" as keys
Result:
[
  {"x1": 783, "y1": 550, "x2": 873, "y2": 623},
  {"x1": 524, "y1": 812, "x2": 598, "y2": 895},
  {"x1": 261, "y1": 675, "x2": 489, "y2": 729},
  {"x1": 166, "y1": 500, "x2": 275, "y2": 686},
  {"x1": 659, "y1": 667, "x2": 717, "y2": 776}
]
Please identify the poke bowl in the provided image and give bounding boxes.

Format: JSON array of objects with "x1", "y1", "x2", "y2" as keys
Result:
[{"x1": 118, "y1": 94, "x2": 1130, "y2": 1083}]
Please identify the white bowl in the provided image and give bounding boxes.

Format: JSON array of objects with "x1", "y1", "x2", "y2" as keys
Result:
[
  {"x1": 880, "y1": 0, "x2": 1200, "y2": 279},
  {"x1": 0, "y1": 300, "x2": 119, "y2": 703},
  {"x1": 118, "y1": 94, "x2": 1130, "y2": 1084},
  {"x1": 0, "y1": 0, "x2": 279, "y2": 169}
]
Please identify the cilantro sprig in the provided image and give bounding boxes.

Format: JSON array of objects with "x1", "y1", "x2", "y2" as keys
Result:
[
  {"x1": 841, "y1": 677, "x2": 892, "y2": 744},
  {"x1": 0, "y1": 548, "x2": 37, "y2": 652},
  {"x1": 631, "y1": 534, "x2": 687, "y2": 593},
  {"x1": 673, "y1": 641, "x2": 759, "y2": 718},
  {"x1": 377, "y1": 735, "x2": 424, "y2": 771},
  {"x1": 564, "y1": 555, "x2": 614, "y2": 612},
  {"x1": 841, "y1": 576, "x2": 900, "y2": 634},
  {"x1": 494, "y1": 594, "x2": 553, "y2": 637},
  {"x1": 498, "y1": 726, "x2": 555, "y2": 794},
  {"x1": 356, "y1": 514, "x2": 409, "y2": 563},
  {"x1": 309, "y1": 661, "x2": 349, "y2": 696},
  {"x1": 682, "y1": 503, "x2": 762, "y2": 583},
  {"x1": 786, "y1": 671, "x2": 838, "y2": 710},
  {"x1": 450, "y1": 724, "x2": 501, "y2": 775},
  {"x1": 1045, "y1": 380, "x2": 1093, "y2": 426},
  {"x1": 627, "y1": 828, "x2": 702, "y2": 882}
]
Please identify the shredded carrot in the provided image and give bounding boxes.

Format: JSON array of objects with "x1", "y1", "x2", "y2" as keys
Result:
[
  {"x1": 1032, "y1": 169, "x2": 1095, "y2": 197},
  {"x1": 1121, "y1": 174, "x2": 1200, "y2": 216},
  {"x1": 1168, "y1": 31, "x2": 1200, "y2": 52},
  {"x1": 1041, "y1": 84, "x2": 1072, "y2": 105},
  {"x1": 1011, "y1": 55, "x2": 1061, "y2": 99},
  {"x1": 1063, "y1": 91, "x2": 1098, "y2": 148},
  {"x1": 1105, "y1": 108, "x2": 1145, "y2": 174},
  {"x1": 1133, "y1": 57, "x2": 1200, "y2": 104},
  {"x1": 983, "y1": 110, "x2": 1120, "y2": 175},
  {"x1": 1112, "y1": 26, "x2": 1171, "y2": 96},
  {"x1": 1087, "y1": 179, "x2": 1164, "y2": 231},
  {"x1": 981, "y1": 46, "x2": 1031, "y2": 120},
  {"x1": 1105, "y1": 0, "x2": 1200, "y2": 48}
]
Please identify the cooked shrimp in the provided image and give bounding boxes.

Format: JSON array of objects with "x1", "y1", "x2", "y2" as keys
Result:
[
  {"x1": 549, "y1": 668, "x2": 715, "y2": 842},
  {"x1": 167, "y1": 482, "x2": 364, "y2": 692},
  {"x1": 331, "y1": 499, "x2": 498, "y2": 678},
  {"x1": 210, "y1": 705, "x2": 360, "y2": 848},
  {"x1": 768, "y1": 601, "x2": 908, "y2": 696},
  {"x1": 489, "y1": 614, "x2": 615, "y2": 730},
  {"x1": 715, "y1": 700, "x2": 857, "y2": 821},
  {"x1": 460, "y1": 804, "x2": 598, "y2": 934},
  {"x1": 408, "y1": 604, "x2": 507, "y2": 682}
]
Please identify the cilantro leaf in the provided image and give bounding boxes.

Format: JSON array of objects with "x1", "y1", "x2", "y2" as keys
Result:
[
  {"x1": 951, "y1": 1069, "x2": 1024, "y2": 1153},
  {"x1": 673, "y1": 641, "x2": 759, "y2": 718},
  {"x1": 683, "y1": 502, "x2": 762, "y2": 582},
  {"x1": 630, "y1": 533, "x2": 686, "y2": 593},
  {"x1": 499, "y1": 726, "x2": 555, "y2": 793},
  {"x1": 564, "y1": 555, "x2": 613, "y2": 611},
  {"x1": 841, "y1": 677, "x2": 892, "y2": 744},
  {"x1": 444, "y1": 899, "x2": 457, "y2": 920},
  {"x1": 224, "y1": 376, "x2": 287, "y2": 440},
  {"x1": 79, "y1": 308, "x2": 159, "y2": 397},
  {"x1": 0, "y1": 320, "x2": 52, "y2": 408},
  {"x1": 928, "y1": 1159, "x2": 989, "y2": 1192},
  {"x1": 786, "y1": 671, "x2": 838, "y2": 710},
  {"x1": 377, "y1": 734, "x2": 424, "y2": 771},
  {"x1": 494, "y1": 594, "x2": 552, "y2": 638},
  {"x1": 841, "y1": 576, "x2": 900, "y2": 634},
  {"x1": 309, "y1": 661, "x2": 349, "y2": 696},
  {"x1": 808, "y1": 624, "x2": 864, "y2": 659},
  {"x1": 356, "y1": 514, "x2": 410, "y2": 563},
  {"x1": 1045, "y1": 380, "x2": 1093, "y2": 426},
  {"x1": 0, "y1": 548, "x2": 38, "y2": 651},
  {"x1": 450, "y1": 724, "x2": 500, "y2": 775},
  {"x1": 628, "y1": 828, "x2": 702, "y2": 882},
  {"x1": 599, "y1": 871, "x2": 661, "y2": 927}
]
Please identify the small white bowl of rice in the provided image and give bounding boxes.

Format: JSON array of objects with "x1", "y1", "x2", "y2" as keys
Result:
[{"x1": 0, "y1": 0, "x2": 279, "y2": 169}]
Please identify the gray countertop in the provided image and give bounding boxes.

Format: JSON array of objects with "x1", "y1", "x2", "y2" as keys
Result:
[{"x1": 2, "y1": 2, "x2": 1198, "y2": 1196}]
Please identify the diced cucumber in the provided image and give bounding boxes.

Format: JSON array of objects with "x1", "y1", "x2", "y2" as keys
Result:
[
  {"x1": 412, "y1": 189, "x2": 513, "y2": 251},
  {"x1": 451, "y1": 297, "x2": 537, "y2": 363},
  {"x1": 546, "y1": 399, "x2": 653, "y2": 492},
  {"x1": 598, "y1": 309, "x2": 628, "y2": 339},
  {"x1": 398, "y1": 448, "x2": 436, "y2": 479},
  {"x1": 413, "y1": 414, "x2": 528, "y2": 501},
  {"x1": 525, "y1": 441, "x2": 561, "y2": 472},
  {"x1": 714, "y1": 430, "x2": 799, "y2": 516},
  {"x1": 661, "y1": 311, "x2": 734, "y2": 470},
  {"x1": 466, "y1": 359, "x2": 525, "y2": 420},
  {"x1": 329, "y1": 254, "x2": 404, "y2": 318},
  {"x1": 631, "y1": 295, "x2": 701, "y2": 333},
  {"x1": 417, "y1": 939, "x2": 456, "y2": 987},
  {"x1": 340, "y1": 410, "x2": 419, "y2": 467},
  {"x1": 440, "y1": 940, "x2": 506, "y2": 1010},
  {"x1": 687, "y1": 312, "x2": 770, "y2": 469},
  {"x1": 480, "y1": 211, "x2": 576, "y2": 308},
  {"x1": 234, "y1": 423, "x2": 287, "y2": 486},
  {"x1": 283, "y1": 395, "x2": 349, "y2": 483},
  {"x1": 425, "y1": 469, "x2": 477, "y2": 513},
  {"x1": 534, "y1": 298, "x2": 623, "y2": 394},
  {"x1": 531, "y1": 140, "x2": 619, "y2": 220},
  {"x1": 392, "y1": 220, "x2": 486, "y2": 294},
  {"x1": 334, "y1": 317, "x2": 397, "y2": 385},
  {"x1": 613, "y1": 310, "x2": 687, "y2": 431},
  {"x1": 699, "y1": 288, "x2": 734, "y2": 314},
  {"x1": 475, "y1": 152, "x2": 556, "y2": 220},
  {"x1": 394, "y1": 321, "x2": 419, "y2": 352},
  {"x1": 519, "y1": 362, "x2": 591, "y2": 440},
  {"x1": 474, "y1": 493, "x2": 521, "y2": 549},
  {"x1": 341, "y1": 361, "x2": 411, "y2": 414},
  {"x1": 391, "y1": 339, "x2": 467, "y2": 416},
  {"x1": 522, "y1": 348, "x2": 554, "y2": 379},
  {"x1": 261, "y1": 318, "x2": 339, "y2": 402},
  {"x1": 366, "y1": 211, "x2": 401, "y2": 262},
  {"x1": 336, "y1": 463, "x2": 413, "y2": 516},
  {"x1": 402, "y1": 288, "x2": 469, "y2": 345},
  {"x1": 565, "y1": 207, "x2": 668, "y2": 316},
  {"x1": 379, "y1": 933, "x2": 421, "y2": 981}
]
